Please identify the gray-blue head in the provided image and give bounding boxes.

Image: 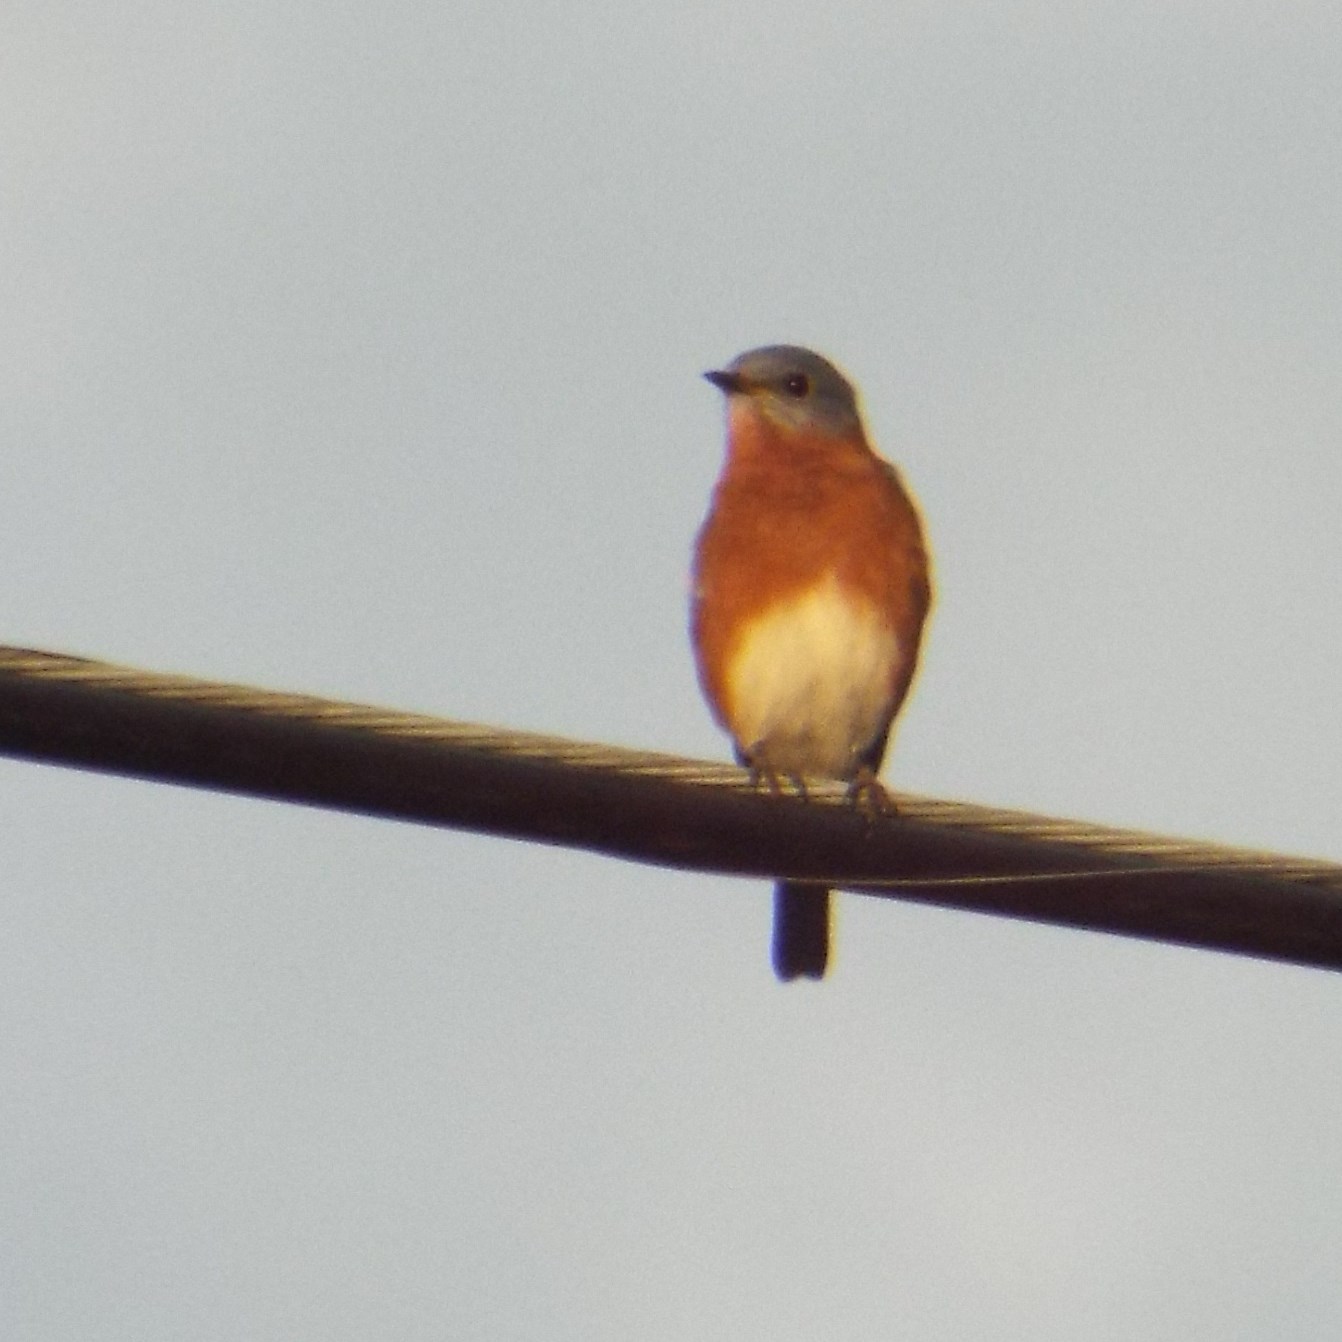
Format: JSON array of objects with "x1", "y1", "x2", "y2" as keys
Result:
[{"x1": 704, "y1": 345, "x2": 864, "y2": 438}]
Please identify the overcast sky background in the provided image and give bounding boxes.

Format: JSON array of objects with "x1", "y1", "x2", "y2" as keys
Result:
[{"x1": 4, "y1": 3, "x2": 1342, "y2": 1339}]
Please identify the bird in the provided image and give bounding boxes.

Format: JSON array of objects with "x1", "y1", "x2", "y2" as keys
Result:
[{"x1": 691, "y1": 345, "x2": 931, "y2": 981}]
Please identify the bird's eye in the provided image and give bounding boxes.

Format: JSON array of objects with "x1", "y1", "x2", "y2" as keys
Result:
[{"x1": 783, "y1": 374, "x2": 810, "y2": 397}]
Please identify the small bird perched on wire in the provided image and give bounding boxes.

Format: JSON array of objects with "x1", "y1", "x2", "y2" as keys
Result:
[{"x1": 691, "y1": 345, "x2": 932, "y2": 981}]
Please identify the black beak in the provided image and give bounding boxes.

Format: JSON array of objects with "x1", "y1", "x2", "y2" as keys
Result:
[{"x1": 703, "y1": 368, "x2": 745, "y2": 393}]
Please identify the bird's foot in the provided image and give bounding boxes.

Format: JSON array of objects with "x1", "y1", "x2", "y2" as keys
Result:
[
  {"x1": 742, "y1": 751, "x2": 810, "y2": 801},
  {"x1": 847, "y1": 766, "x2": 897, "y2": 820}
]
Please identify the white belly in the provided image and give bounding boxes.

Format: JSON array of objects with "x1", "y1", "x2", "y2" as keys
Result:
[{"x1": 726, "y1": 575, "x2": 902, "y2": 779}]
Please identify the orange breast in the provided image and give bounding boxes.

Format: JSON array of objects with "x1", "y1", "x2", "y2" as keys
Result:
[{"x1": 691, "y1": 406, "x2": 931, "y2": 755}]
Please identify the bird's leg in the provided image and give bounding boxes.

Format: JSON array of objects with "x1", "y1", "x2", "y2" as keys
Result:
[
  {"x1": 738, "y1": 746, "x2": 779, "y2": 795},
  {"x1": 848, "y1": 764, "x2": 897, "y2": 819},
  {"x1": 740, "y1": 747, "x2": 809, "y2": 800}
]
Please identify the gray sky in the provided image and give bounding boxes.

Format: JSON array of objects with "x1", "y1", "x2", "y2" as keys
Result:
[{"x1": 4, "y1": 3, "x2": 1342, "y2": 1338}]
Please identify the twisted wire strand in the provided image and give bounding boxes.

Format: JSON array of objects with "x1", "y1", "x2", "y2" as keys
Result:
[
  {"x1": 2, "y1": 645, "x2": 1337, "y2": 896},
  {"x1": 0, "y1": 647, "x2": 741, "y2": 777}
]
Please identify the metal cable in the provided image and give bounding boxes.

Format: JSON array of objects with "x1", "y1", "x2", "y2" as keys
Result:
[
  {"x1": 1, "y1": 645, "x2": 1331, "y2": 885},
  {"x1": 1, "y1": 644, "x2": 1340, "y2": 969}
]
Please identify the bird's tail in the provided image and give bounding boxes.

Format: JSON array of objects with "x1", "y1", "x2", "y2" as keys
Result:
[{"x1": 772, "y1": 882, "x2": 830, "y2": 981}]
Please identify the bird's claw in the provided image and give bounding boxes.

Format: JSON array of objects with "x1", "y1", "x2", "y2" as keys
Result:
[
  {"x1": 847, "y1": 767, "x2": 897, "y2": 820},
  {"x1": 743, "y1": 753, "x2": 809, "y2": 801}
]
